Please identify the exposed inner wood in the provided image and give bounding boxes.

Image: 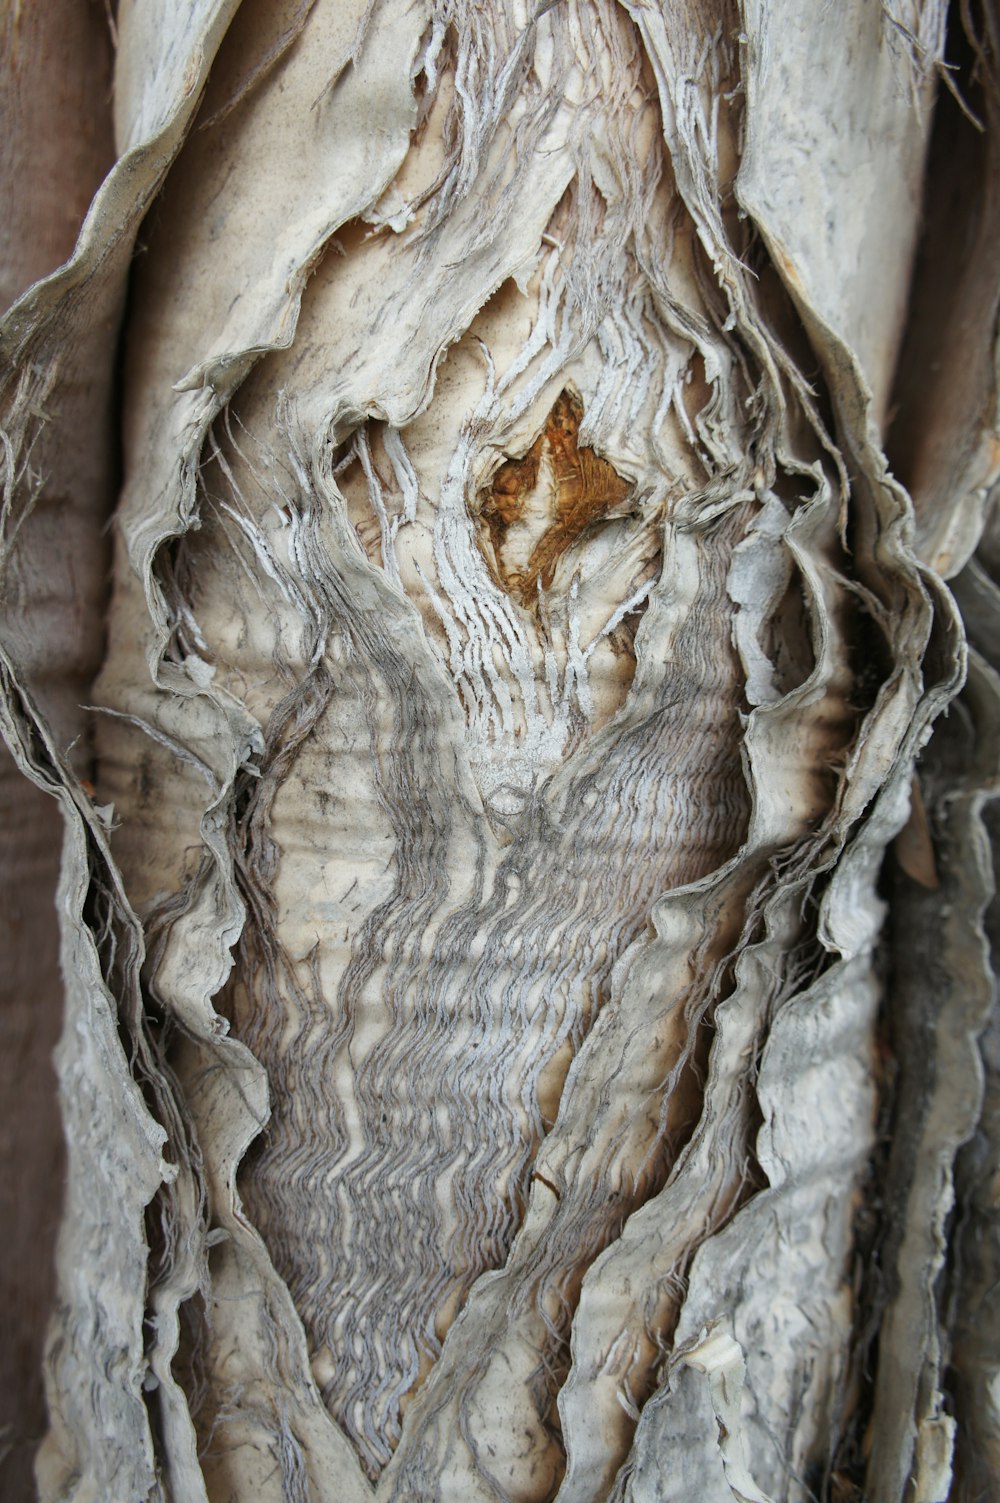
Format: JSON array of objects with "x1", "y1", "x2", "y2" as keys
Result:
[{"x1": 478, "y1": 390, "x2": 633, "y2": 606}]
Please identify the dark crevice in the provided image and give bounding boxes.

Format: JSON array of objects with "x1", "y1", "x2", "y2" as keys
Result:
[{"x1": 885, "y1": 0, "x2": 1000, "y2": 559}]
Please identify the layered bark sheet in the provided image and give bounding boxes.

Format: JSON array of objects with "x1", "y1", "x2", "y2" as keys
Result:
[{"x1": 2, "y1": 2, "x2": 1000, "y2": 1501}]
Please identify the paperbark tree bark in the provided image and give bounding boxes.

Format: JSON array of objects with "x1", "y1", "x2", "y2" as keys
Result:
[{"x1": 2, "y1": 3, "x2": 1000, "y2": 1502}]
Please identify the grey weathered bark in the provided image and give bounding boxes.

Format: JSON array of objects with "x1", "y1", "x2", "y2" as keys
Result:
[{"x1": 2, "y1": 3, "x2": 999, "y2": 1502}]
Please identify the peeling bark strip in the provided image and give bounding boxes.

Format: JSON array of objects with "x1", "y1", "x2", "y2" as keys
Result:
[{"x1": 2, "y1": 2, "x2": 1000, "y2": 1502}]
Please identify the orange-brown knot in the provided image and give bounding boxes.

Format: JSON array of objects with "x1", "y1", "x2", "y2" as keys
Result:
[{"x1": 477, "y1": 390, "x2": 632, "y2": 606}]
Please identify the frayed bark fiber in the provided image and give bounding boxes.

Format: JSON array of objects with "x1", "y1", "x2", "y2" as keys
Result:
[{"x1": 2, "y1": 3, "x2": 1000, "y2": 1502}]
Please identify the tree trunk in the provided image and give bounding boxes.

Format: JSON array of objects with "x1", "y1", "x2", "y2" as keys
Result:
[{"x1": 2, "y1": 3, "x2": 1000, "y2": 1501}]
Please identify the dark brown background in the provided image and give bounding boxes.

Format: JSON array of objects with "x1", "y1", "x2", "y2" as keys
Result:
[{"x1": 1, "y1": 6, "x2": 114, "y2": 1499}]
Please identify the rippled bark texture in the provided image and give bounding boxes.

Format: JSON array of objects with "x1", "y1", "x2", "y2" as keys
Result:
[{"x1": 2, "y1": 3, "x2": 1000, "y2": 1502}]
